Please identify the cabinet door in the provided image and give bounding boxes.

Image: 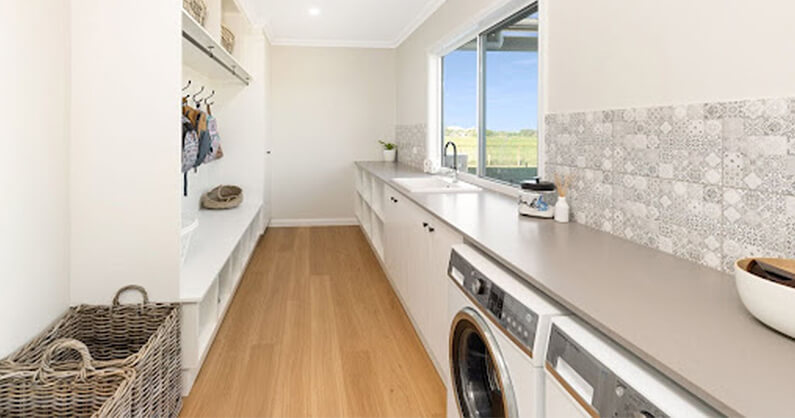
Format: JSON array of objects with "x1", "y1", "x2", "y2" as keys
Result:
[
  {"x1": 402, "y1": 199, "x2": 431, "y2": 331},
  {"x1": 426, "y1": 219, "x2": 462, "y2": 384},
  {"x1": 383, "y1": 186, "x2": 402, "y2": 291}
]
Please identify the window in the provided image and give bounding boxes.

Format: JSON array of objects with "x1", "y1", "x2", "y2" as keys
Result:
[
  {"x1": 441, "y1": 5, "x2": 539, "y2": 185},
  {"x1": 442, "y1": 39, "x2": 478, "y2": 174}
]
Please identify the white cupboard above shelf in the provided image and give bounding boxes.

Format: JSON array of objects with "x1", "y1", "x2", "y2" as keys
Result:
[{"x1": 182, "y1": 10, "x2": 252, "y2": 85}]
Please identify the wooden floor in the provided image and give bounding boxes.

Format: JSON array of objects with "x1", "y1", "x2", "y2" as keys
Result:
[{"x1": 180, "y1": 226, "x2": 446, "y2": 418}]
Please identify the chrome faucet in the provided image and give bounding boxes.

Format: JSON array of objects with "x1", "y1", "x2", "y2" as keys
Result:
[{"x1": 444, "y1": 141, "x2": 458, "y2": 182}]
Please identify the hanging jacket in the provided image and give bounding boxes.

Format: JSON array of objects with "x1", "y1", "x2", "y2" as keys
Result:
[
  {"x1": 184, "y1": 106, "x2": 211, "y2": 168},
  {"x1": 181, "y1": 115, "x2": 199, "y2": 173},
  {"x1": 181, "y1": 114, "x2": 200, "y2": 196}
]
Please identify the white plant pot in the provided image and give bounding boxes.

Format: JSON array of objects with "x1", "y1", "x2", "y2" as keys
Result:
[{"x1": 383, "y1": 149, "x2": 397, "y2": 162}]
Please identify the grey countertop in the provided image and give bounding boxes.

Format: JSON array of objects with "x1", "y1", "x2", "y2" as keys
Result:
[{"x1": 356, "y1": 161, "x2": 795, "y2": 417}]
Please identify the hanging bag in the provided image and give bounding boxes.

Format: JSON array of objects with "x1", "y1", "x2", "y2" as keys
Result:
[{"x1": 203, "y1": 114, "x2": 224, "y2": 163}]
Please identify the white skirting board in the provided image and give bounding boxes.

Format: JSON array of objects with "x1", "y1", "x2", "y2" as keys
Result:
[{"x1": 270, "y1": 218, "x2": 358, "y2": 227}]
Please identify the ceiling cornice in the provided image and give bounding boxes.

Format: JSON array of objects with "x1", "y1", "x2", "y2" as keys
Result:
[
  {"x1": 260, "y1": 19, "x2": 275, "y2": 42},
  {"x1": 269, "y1": 37, "x2": 396, "y2": 49},
  {"x1": 255, "y1": 0, "x2": 447, "y2": 49},
  {"x1": 390, "y1": 0, "x2": 446, "y2": 48}
]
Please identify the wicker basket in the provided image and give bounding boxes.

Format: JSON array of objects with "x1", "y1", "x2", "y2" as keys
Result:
[
  {"x1": 183, "y1": 0, "x2": 207, "y2": 25},
  {"x1": 221, "y1": 25, "x2": 235, "y2": 54},
  {"x1": 3, "y1": 285, "x2": 182, "y2": 418},
  {"x1": 0, "y1": 339, "x2": 135, "y2": 417},
  {"x1": 201, "y1": 185, "x2": 243, "y2": 209}
]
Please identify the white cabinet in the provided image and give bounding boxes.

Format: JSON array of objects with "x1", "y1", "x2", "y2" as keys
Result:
[
  {"x1": 383, "y1": 185, "x2": 407, "y2": 295},
  {"x1": 425, "y1": 219, "x2": 461, "y2": 384},
  {"x1": 402, "y1": 200, "x2": 432, "y2": 333},
  {"x1": 380, "y1": 180, "x2": 462, "y2": 384},
  {"x1": 358, "y1": 165, "x2": 463, "y2": 384}
]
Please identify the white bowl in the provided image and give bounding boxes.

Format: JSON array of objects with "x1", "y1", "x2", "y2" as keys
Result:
[{"x1": 735, "y1": 258, "x2": 795, "y2": 338}]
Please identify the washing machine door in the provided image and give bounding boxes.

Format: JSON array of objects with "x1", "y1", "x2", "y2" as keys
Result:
[{"x1": 450, "y1": 307, "x2": 518, "y2": 418}]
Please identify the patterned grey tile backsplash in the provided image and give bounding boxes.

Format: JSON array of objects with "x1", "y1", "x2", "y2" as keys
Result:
[
  {"x1": 395, "y1": 123, "x2": 427, "y2": 169},
  {"x1": 546, "y1": 97, "x2": 795, "y2": 272}
]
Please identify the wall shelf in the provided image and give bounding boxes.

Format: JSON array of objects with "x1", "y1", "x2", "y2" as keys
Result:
[
  {"x1": 180, "y1": 201, "x2": 262, "y2": 302},
  {"x1": 182, "y1": 10, "x2": 251, "y2": 85}
]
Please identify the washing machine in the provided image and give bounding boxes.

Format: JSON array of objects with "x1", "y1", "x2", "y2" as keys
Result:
[
  {"x1": 545, "y1": 316, "x2": 720, "y2": 417},
  {"x1": 446, "y1": 243, "x2": 567, "y2": 418}
]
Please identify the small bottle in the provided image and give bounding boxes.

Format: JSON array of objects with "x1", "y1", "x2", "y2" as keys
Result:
[
  {"x1": 554, "y1": 196, "x2": 570, "y2": 223},
  {"x1": 553, "y1": 173, "x2": 572, "y2": 223}
]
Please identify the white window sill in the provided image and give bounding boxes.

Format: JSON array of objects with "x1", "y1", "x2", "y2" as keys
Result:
[{"x1": 438, "y1": 169, "x2": 524, "y2": 199}]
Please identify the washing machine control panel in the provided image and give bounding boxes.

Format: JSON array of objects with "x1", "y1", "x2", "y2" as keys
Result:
[
  {"x1": 546, "y1": 325, "x2": 670, "y2": 418},
  {"x1": 448, "y1": 249, "x2": 539, "y2": 353}
]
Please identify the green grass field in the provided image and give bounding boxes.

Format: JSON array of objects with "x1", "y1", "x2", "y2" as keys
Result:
[{"x1": 444, "y1": 131, "x2": 538, "y2": 183}]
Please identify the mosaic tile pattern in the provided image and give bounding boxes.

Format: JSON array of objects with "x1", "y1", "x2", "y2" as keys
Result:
[
  {"x1": 546, "y1": 97, "x2": 795, "y2": 272},
  {"x1": 395, "y1": 123, "x2": 427, "y2": 169}
]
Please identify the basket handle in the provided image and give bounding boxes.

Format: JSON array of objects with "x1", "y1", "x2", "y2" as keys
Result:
[
  {"x1": 39, "y1": 339, "x2": 96, "y2": 381},
  {"x1": 112, "y1": 284, "x2": 149, "y2": 306}
]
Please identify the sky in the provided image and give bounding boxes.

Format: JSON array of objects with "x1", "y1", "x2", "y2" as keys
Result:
[{"x1": 443, "y1": 47, "x2": 539, "y2": 132}]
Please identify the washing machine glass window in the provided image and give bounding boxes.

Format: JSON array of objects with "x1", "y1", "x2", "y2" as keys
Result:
[{"x1": 450, "y1": 308, "x2": 518, "y2": 418}]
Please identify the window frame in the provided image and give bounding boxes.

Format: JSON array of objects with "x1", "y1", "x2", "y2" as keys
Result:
[{"x1": 438, "y1": 2, "x2": 542, "y2": 189}]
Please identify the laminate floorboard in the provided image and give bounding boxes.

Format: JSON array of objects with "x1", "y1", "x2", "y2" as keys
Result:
[{"x1": 180, "y1": 226, "x2": 446, "y2": 418}]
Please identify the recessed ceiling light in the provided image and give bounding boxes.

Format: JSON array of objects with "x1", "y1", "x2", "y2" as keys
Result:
[{"x1": 308, "y1": 7, "x2": 321, "y2": 16}]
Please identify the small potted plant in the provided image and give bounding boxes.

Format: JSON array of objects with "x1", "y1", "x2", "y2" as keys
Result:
[{"x1": 379, "y1": 140, "x2": 397, "y2": 162}]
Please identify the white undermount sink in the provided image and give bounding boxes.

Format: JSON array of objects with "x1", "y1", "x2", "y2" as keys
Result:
[{"x1": 392, "y1": 176, "x2": 481, "y2": 193}]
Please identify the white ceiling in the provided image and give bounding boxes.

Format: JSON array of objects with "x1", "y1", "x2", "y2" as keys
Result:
[{"x1": 239, "y1": 0, "x2": 446, "y2": 48}]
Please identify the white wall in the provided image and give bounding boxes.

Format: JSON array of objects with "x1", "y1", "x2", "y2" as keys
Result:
[
  {"x1": 212, "y1": 29, "x2": 268, "y2": 209},
  {"x1": 0, "y1": 1, "x2": 70, "y2": 356},
  {"x1": 397, "y1": 0, "x2": 795, "y2": 118},
  {"x1": 270, "y1": 46, "x2": 396, "y2": 224},
  {"x1": 70, "y1": 0, "x2": 182, "y2": 304},
  {"x1": 396, "y1": 0, "x2": 506, "y2": 125},
  {"x1": 546, "y1": 0, "x2": 795, "y2": 113},
  {"x1": 181, "y1": 34, "x2": 269, "y2": 230}
]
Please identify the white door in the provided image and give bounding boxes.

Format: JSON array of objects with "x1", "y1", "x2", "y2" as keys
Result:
[{"x1": 262, "y1": 148, "x2": 272, "y2": 228}]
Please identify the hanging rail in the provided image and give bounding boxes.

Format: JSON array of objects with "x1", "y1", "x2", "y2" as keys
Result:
[{"x1": 181, "y1": 29, "x2": 251, "y2": 86}]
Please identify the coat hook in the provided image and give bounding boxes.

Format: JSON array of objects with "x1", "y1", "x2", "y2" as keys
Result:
[
  {"x1": 182, "y1": 80, "x2": 192, "y2": 91},
  {"x1": 192, "y1": 86, "x2": 205, "y2": 104},
  {"x1": 203, "y1": 90, "x2": 215, "y2": 104}
]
